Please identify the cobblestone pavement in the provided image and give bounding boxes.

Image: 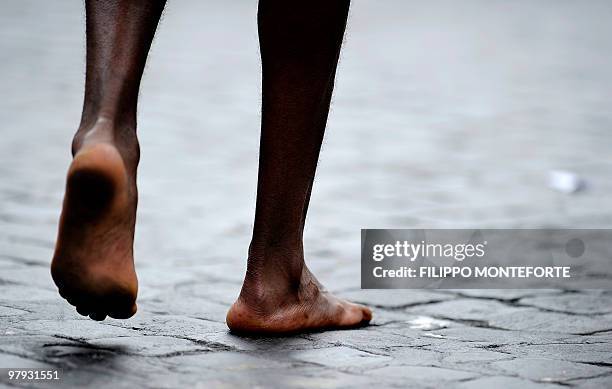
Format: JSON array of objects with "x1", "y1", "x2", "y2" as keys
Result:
[{"x1": 2, "y1": 1, "x2": 612, "y2": 388}]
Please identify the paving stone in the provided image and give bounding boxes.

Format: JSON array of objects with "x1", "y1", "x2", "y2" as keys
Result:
[
  {"x1": 441, "y1": 350, "x2": 513, "y2": 364},
  {"x1": 447, "y1": 289, "x2": 562, "y2": 301},
  {"x1": 0, "y1": 300, "x2": 77, "y2": 323},
  {"x1": 0, "y1": 285, "x2": 58, "y2": 302},
  {"x1": 170, "y1": 365, "x2": 374, "y2": 389},
  {"x1": 0, "y1": 266, "x2": 56, "y2": 290},
  {"x1": 307, "y1": 328, "x2": 419, "y2": 351},
  {"x1": 0, "y1": 306, "x2": 28, "y2": 317},
  {"x1": 12, "y1": 319, "x2": 140, "y2": 340},
  {"x1": 337, "y1": 290, "x2": 453, "y2": 309},
  {"x1": 258, "y1": 368, "x2": 374, "y2": 389},
  {"x1": 367, "y1": 308, "x2": 423, "y2": 326},
  {"x1": 456, "y1": 376, "x2": 567, "y2": 389},
  {"x1": 431, "y1": 326, "x2": 584, "y2": 347},
  {"x1": 103, "y1": 313, "x2": 228, "y2": 338},
  {"x1": 369, "y1": 365, "x2": 479, "y2": 381},
  {"x1": 0, "y1": 257, "x2": 21, "y2": 269},
  {"x1": 570, "y1": 376, "x2": 612, "y2": 389},
  {"x1": 176, "y1": 280, "x2": 241, "y2": 305},
  {"x1": 87, "y1": 335, "x2": 211, "y2": 357},
  {"x1": 385, "y1": 347, "x2": 442, "y2": 366},
  {"x1": 0, "y1": 353, "x2": 56, "y2": 369},
  {"x1": 205, "y1": 332, "x2": 315, "y2": 352},
  {"x1": 497, "y1": 343, "x2": 612, "y2": 365},
  {"x1": 0, "y1": 335, "x2": 82, "y2": 360},
  {"x1": 406, "y1": 298, "x2": 525, "y2": 323},
  {"x1": 289, "y1": 347, "x2": 392, "y2": 369},
  {"x1": 138, "y1": 264, "x2": 206, "y2": 284},
  {"x1": 166, "y1": 351, "x2": 290, "y2": 373},
  {"x1": 57, "y1": 355, "x2": 175, "y2": 388},
  {"x1": 139, "y1": 293, "x2": 229, "y2": 322},
  {"x1": 188, "y1": 262, "x2": 249, "y2": 285},
  {"x1": 490, "y1": 358, "x2": 612, "y2": 382},
  {"x1": 519, "y1": 293, "x2": 612, "y2": 315},
  {"x1": 489, "y1": 310, "x2": 612, "y2": 335}
]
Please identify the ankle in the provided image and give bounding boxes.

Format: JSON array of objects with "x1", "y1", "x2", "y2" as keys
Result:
[
  {"x1": 240, "y1": 242, "x2": 308, "y2": 303},
  {"x1": 73, "y1": 116, "x2": 140, "y2": 171},
  {"x1": 248, "y1": 239, "x2": 304, "y2": 274}
]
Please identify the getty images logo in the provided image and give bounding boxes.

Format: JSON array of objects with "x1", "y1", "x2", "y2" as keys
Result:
[{"x1": 372, "y1": 240, "x2": 488, "y2": 262}]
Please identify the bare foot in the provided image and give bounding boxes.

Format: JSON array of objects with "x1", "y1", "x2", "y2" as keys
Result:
[
  {"x1": 51, "y1": 124, "x2": 139, "y2": 320},
  {"x1": 227, "y1": 265, "x2": 372, "y2": 334}
]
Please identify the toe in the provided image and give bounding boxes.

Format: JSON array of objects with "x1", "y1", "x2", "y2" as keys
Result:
[
  {"x1": 89, "y1": 312, "x2": 107, "y2": 321},
  {"x1": 336, "y1": 302, "x2": 367, "y2": 327},
  {"x1": 360, "y1": 305, "x2": 373, "y2": 323},
  {"x1": 109, "y1": 303, "x2": 137, "y2": 319},
  {"x1": 76, "y1": 306, "x2": 91, "y2": 316},
  {"x1": 340, "y1": 301, "x2": 372, "y2": 327}
]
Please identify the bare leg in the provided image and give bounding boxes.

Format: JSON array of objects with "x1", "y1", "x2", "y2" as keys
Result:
[
  {"x1": 227, "y1": 0, "x2": 372, "y2": 334},
  {"x1": 51, "y1": 0, "x2": 165, "y2": 321}
]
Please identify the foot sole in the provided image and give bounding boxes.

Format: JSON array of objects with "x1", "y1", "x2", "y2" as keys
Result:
[{"x1": 51, "y1": 143, "x2": 138, "y2": 320}]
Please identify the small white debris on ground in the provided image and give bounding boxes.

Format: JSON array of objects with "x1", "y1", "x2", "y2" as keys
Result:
[
  {"x1": 408, "y1": 316, "x2": 449, "y2": 331},
  {"x1": 548, "y1": 170, "x2": 586, "y2": 194}
]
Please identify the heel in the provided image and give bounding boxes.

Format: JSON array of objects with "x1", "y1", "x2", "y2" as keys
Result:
[{"x1": 65, "y1": 143, "x2": 128, "y2": 218}]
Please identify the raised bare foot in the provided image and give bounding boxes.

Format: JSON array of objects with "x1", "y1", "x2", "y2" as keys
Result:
[
  {"x1": 227, "y1": 260, "x2": 372, "y2": 334},
  {"x1": 51, "y1": 120, "x2": 139, "y2": 321}
]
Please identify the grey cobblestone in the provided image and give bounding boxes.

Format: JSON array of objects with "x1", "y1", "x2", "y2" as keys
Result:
[
  {"x1": 518, "y1": 293, "x2": 612, "y2": 315},
  {"x1": 1, "y1": 0, "x2": 612, "y2": 388},
  {"x1": 490, "y1": 358, "x2": 611, "y2": 382},
  {"x1": 456, "y1": 376, "x2": 566, "y2": 389}
]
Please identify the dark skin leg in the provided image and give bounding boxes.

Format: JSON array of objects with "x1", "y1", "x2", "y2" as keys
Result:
[
  {"x1": 52, "y1": 0, "x2": 370, "y2": 331},
  {"x1": 51, "y1": 0, "x2": 166, "y2": 321},
  {"x1": 227, "y1": 0, "x2": 372, "y2": 334}
]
